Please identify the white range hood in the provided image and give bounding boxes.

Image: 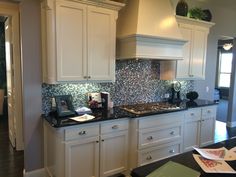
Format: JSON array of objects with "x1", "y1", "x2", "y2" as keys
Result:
[{"x1": 116, "y1": 0, "x2": 186, "y2": 60}]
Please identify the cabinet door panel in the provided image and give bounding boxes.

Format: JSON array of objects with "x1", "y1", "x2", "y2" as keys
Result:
[
  {"x1": 87, "y1": 7, "x2": 115, "y2": 81},
  {"x1": 191, "y1": 28, "x2": 207, "y2": 79},
  {"x1": 200, "y1": 117, "x2": 215, "y2": 147},
  {"x1": 176, "y1": 26, "x2": 191, "y2": 79},
  {"x1": 56, "y1": 2, "x2": 87, "y2": 81},
  {"x1": 100, "y1": 131, "x2": 128, "y2": 177},
  {"x1": 65, "y1": 137, "x2": 99, "y2": 177}
]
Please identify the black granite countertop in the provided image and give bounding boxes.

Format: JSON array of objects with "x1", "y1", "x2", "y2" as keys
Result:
[
  {"x1": 43, "y1": 99, "x2": 218, "y2": 128},
  {"x1": 131, "y1": 137, "x2": 236, "y2": 177}
]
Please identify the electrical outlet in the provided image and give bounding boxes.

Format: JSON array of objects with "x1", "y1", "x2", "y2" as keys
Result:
[{"x1": 164, "y1": 93, "x2": 170, "y2": 98}]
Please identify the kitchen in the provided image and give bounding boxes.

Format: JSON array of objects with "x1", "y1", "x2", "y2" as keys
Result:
[{"x1": 3, "y1": 0, "x2": 236, "y2": 177}]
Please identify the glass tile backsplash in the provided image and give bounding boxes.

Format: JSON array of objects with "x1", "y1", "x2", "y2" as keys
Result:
[{"x1": 42, "y1": 59, "x2": 194, "y2": 114}]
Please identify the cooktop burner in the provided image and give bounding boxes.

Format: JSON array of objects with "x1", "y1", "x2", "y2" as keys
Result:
[{"x1": 121, "y1": 102, "x2": 185, "y2": 115}]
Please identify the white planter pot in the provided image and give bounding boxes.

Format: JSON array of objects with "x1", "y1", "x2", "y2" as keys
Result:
[{"x1": 0, "y1": 89, "x2": 4, "y2": 115}]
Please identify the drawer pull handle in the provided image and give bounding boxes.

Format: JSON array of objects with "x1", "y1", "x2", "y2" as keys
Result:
[
  {"x1": 112, "y1": 125, "x2": 119, "y2": 129},
  {"x1": 147, "y1": 136, "x2": 153, "y2": 140},
  {"x1": 190, "y1": 113, "x2": 195, "y2": 116},
  {"x1": 169, "y1": 149, "x2": 175, "y2": 154},
  {"x1": 146, "y1": 155, "x2": 152, "y2": 160},
  {"x1": 207, "y1": 110, "x2": 211, "y2": 113},
  {"x1": 78, "y1": 131, "x2": 86, "y2": 135},
  {"x1": 170, "y1": 131, "x2": 175, "y2": 135}
]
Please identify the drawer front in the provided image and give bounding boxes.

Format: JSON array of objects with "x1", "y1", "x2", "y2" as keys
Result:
[
  {"x1": 185, "y1": 109, "x2": 201, "y2": 122},
  {"x1": 139, "y1": 123, "x2": 182, "y2": 149},
  {"x1": 202, "y1": 106, "x2": 217, "y2": 118},
  {"x1": 101, "y1": 119, "x2": 129, "y2": 134},
  {"x1": 139, "y1": 112, "x2": 183, "y2": 129},
  {"x1": 64, "y1": 124, "x2": 99, "y2": 141},
  {"x1": 138, "y1": 142, "x2": 182, "y2": 166}
]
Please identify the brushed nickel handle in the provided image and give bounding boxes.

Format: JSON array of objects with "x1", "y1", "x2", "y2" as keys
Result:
[
  {"x1": 146, "y1": 155, "x2": 152, "y2": 160},
  {"x1": 147, "y1": 136, "x2": 153, "y2": 141},
  {"x1": 170, "y1": 131, "x2": 175, "y2": 135},
  {"x1": 78, "y1": 131, "x2": 86, "y2": 135},
  {"x1": 169, "y1": 149, "x2": 175, "y2": 154},
  {"x1": 112, "y1": 125, "x2": 119, "y2": 129}
]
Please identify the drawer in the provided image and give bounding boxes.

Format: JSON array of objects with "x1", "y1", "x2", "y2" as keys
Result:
[
  {"x1": 139, "y1": 112, "x2": 183, "y2": 129},
  {"x1": 138, "y1": 123, "x2": 182, "y2": 149},
  {"x1": 185, "y1": 109, "x2": 201, "y2": 122},
  {"x1": 64, "y1": 124, "x2": 99, "y2": 141},
  {"x1": 138, "y1": 141, "x2": 182, "y2": 166},
  {"x1": 202, "y1": 106, "x2": 217, "y2": 118},
  {"x1": 101, "y1": 119, "x2": 129, "y2": 134}
]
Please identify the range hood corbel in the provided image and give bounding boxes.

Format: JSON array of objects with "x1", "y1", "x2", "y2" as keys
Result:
[{"x1": 116, "y1": 0, "x2": 187, "y2": 60}]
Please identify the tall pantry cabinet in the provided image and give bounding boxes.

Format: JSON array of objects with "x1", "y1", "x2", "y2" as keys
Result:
[{"x1": 41, "y1": 0, "x2": 124, "y2": 83}]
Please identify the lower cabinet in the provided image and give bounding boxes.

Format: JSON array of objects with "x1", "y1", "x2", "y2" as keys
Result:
[
  {"x1": 129, "y1": 112, "x2": 184, "y2": 169},
  {"x1": 44, "y1": 119, "x2": 129, "y2": 177},
  {"x1": 183, "y1": 105, "x2": 217, "y2": 152}
]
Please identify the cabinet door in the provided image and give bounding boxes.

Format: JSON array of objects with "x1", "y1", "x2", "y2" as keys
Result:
[
  {"x1": 183, "y1": 109, "x2": 201, "y2": 152},
  {"x1": 87, "y1": 6, "x2": 116, "y2": 81},
  {"x1": 176, "y1": 25, "x2": 191, "y2": 79},
  {"x1": 65, "y1": 136, "x2": 99, "y2": 177},
  {"x1": 100, "y1": 131, "x2": 128, "y2": 177},
  {"x1": 56, "y1": 1, "x2": 87, "y2": 81},
  {"x1": 200, "y1": 106, "x2": 216, "y2": 147},
  {"x1": 191, "y1": 27, "x2": 207, "y2": 79}
]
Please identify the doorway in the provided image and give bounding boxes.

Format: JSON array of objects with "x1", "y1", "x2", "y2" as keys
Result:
[{"x1": 0, "y1": 2, "x2": 23, "y2": 151}]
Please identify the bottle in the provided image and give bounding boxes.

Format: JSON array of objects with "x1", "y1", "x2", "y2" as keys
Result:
[{"x1": 176, "y1": 0, "x2": 188, "y2": 17}]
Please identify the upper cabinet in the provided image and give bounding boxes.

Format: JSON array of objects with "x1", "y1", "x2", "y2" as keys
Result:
[
  {"x1": 41, "y1": 0, "x2": 125, "y2": 84},
  {"x1": 175, "y1": 16, "x2": 215, "y2": 80},
  {"x1": 160, "y1": 16, "x2": 214, "y2": 80}
]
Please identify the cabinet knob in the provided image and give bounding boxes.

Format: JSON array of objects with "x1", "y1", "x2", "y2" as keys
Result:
[
  {"x1": 170, "y1": 131, "x2": 175, "y2": 135},
  {"x1": 147, "y1": 136, "x2": 153, "y2": 141},
  {"x1": 96, "y1": 141, "x2": 99, "y2": 143},
  {"x1": 83, "y1": 76, "x2": 87, "y2": 79},
  {"x1": 87, "y1": 76, "x2": 91, "y2": 79},
  {"x1": 190, "y1": 113, "x2": 195, "y2": 116},
  {"x1": 101, "y1": 139, "x2": 104, "y2": 142},
  {"x1": 78, "y1": 130, "x2": 86, "y2": 135},
  {"x1": 112, "y1": 125, "x2": 119, "y2": 129},
  {"x1": 207, "y1": 110, "x2": 211, "y2": 113},
  {"x1": 169, "y1": 149, "x2": 175, "y2": 154},
  {"x1": 146, "y1": 155, "x2": 152, "y2": 160}
]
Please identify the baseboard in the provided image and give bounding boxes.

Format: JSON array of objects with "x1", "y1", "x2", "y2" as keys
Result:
[
  {"x1": 226, "y1": 121, "x2": 236, "y2": 128},
  {"x1": 24, "y1": 168, "x2": 47, "y2": 177}
]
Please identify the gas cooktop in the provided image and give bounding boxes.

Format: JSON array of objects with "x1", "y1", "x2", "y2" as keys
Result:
[{"x1": 121, "y1": 102, "x2": 186, "y2": 116}]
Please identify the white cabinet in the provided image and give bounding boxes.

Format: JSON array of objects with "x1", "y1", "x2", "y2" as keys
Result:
[
  {"x1": 129, "y1": 112, "x2": 184, "y2": 169},
  {"x1": 175, "y1": 15, "x2": 215, "y2": 80},
  {"x1": 100, "y1": 120, "x2": 129, "y2": 177},
  {"x1": 65, "y1": 137, "x2": 100, "y2": 177},
  {"x1": 41, "y1": 0, "x2": 124, "y2": 83},
  {"x1": 44, "y1": 119, "x2": 129, "y2": 177},
  {"x1": 183, "y1": 105, "x2": 217, "y2": 152}
]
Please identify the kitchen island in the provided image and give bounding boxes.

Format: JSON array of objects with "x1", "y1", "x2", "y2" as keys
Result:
[{"x1": 131, "y1": 137, "x2": 236, "y2": 177}]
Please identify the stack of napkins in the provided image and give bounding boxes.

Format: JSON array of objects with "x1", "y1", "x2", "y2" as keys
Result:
[
  {"x1": 193, "y1": 147, "x2": 236, "y2": 174},
  {"x1": 75, "y1": 107, "x2": 92, "y2": 115},
  {"x1": 146, "y1": 161, "x2": 200, "y2": 177},
  {"x1": 70, "y1": 114, "x2": 95, "y2": 122}
]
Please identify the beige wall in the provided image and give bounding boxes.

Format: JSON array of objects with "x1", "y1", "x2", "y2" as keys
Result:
[{"x1": 20, "y1": 0, "x2": 43, "y2": 171}]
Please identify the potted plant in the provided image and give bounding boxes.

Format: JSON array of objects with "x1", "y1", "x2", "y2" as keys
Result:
[{"x1": 188, "y1": 7, "x2": 206, "y2": 20}]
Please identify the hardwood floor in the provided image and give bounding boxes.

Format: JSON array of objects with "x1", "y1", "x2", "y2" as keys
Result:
[
  {"x1": 0, "y1": 116, "x2": 24, "y2": 177},
  {"x1": 214, "y1": 120, "x2": 236, "y2": 143}
]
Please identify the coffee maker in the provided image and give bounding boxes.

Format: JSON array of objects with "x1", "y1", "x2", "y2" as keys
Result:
[{"x1": 169, "y1": 81, "x2": 182, "y2": 103}]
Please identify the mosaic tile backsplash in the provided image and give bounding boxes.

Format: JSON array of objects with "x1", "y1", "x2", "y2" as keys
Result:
[{"x1": 42, "y1": 59, "x2": 194, "y2": 114}]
